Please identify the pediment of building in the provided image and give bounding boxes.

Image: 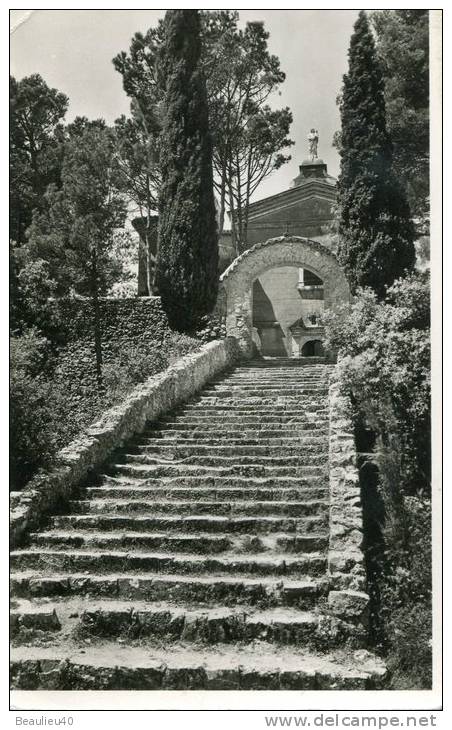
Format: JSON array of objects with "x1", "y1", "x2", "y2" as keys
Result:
[{"x1": 246, "y1": 179, "x2": 336, "y2": 222}]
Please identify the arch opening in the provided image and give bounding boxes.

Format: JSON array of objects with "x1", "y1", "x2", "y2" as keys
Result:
[
  {"x1": 251, "y1": 265, "x2": 325, "y2": 357},
  {"x1": 218, "y1": 236, "x2": 350, "y2": 358},
  {"x1": 301, "y1": 339, "x2": 325, "y2": 357}
]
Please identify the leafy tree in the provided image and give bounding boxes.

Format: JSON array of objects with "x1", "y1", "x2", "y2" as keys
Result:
[
  {"x1": 371, "y1": 10, "x2": 429, "y2": 223},
  {"x1": 202, "y1": 13, "x2": 293, "y2": 249},
  {"x1": 10, "y1": 74, "x2": 68, "y2": 244},
  {"x1": 114, "y1": 114, "x2": 161, "y2": 294},
  {"x1": 24, "y1": 127, "x2": 127, "y2": 385},
  {"x1": 336, "y1": 11, "x2": 416, "y2": 299},
  {"x1": 113, "y1": 11, "x2": 293, "y2": 253},
  {"x1": 156, "y1": 9, "x2": 218, "y2": 332}
]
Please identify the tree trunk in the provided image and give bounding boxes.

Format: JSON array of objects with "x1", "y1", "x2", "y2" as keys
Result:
[
  {"x1": 92, "y1": 250, "x2": 103, "y2": 389},
  {"x1": 227, "y1": 173, "x2": 239, "y2": 257},
  {"x1": 218, "y1": 162, "x2": 227, "y2": 234}
]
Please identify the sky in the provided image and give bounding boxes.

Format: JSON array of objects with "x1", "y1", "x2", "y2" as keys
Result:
[{"x1": 10, "y1": 9, "x2": 358, "y2": 202}]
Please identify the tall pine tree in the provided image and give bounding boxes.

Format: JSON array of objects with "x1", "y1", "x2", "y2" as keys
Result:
[
  {"x1": 156, "y1": 10, "x2": 218, "y2": 331},
  {"x1": 337, "y1": 11, "x2": 415, "y2": 299}
]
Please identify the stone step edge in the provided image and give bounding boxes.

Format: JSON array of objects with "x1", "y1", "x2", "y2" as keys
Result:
[{"x1": 9, "y1": 645, "x2": 387, "y2": 690}]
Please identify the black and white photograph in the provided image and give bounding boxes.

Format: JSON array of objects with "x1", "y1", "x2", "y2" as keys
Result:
[{"x1": 8, "y1": 5, "x2": 442, "y2": 715}]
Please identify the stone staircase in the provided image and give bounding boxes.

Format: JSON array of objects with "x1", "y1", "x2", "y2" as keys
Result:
[{"x1": 10, "y1": 358, "x2": 386, "y2": 690}]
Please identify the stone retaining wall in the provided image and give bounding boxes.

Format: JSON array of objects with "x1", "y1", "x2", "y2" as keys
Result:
[
  {"x1": 327, "y1": 367, "x2": 369, "y2": 634},
  {"x1": 10, "y1": 338, "x2": 241, "y2": 548}
]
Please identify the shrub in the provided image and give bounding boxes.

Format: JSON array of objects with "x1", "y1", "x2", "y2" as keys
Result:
[
  {"x1": 324, "y1": 271, "x2": 431, "y2": 688},
  {"x1": 324, "y1": 271, "x2": 430, "y2": 495},
  {"x1": 11, "y1": 327, "x2": 202, "y2": 491},
  {"x1": 10, "y1": 330, "x2": 64, "y2": 489},
  {"x1": 380, "y1": 496, "x2": 432, "y2": 688}
]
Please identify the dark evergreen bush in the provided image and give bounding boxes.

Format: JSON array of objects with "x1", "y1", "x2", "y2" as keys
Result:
[{"x1": 337, "y1": 11, "x2": 416, "y2": 299}]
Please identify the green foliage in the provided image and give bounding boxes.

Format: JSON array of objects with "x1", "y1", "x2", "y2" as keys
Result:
[
  {"x1": 24, "y1": 126, "x2": 127, "y2": 383},
  {"x1": 25, "y1": 127, "x2": 126, "y2": 297},
  {"x1": 379, "y1": 495, "x2": 432, "y2": 689},
  {"x1": 201, "y1": 12, "x2": 293, "y2": 247},
  {"x1": 325, "y1": 272, "x2": 430, "y2": 493},
  {"x1": 113, "y1": 10, "x2": 293, "y2": 246},
  {"x1": 371, "y1": 10, "x2": 429, "y2": 222},
  {"x1": 10, "y1": 74, "x2": 68, "y2": 245},
  {"x1": 325, "y1": 272, "x2": 431, "y2": 688},
  {"x1": 156, "y1": 10, "x2": 218, "y2": 332},
  {"x1": 11, "y1": 328, "x2": 201, "y2": 491},
  {"x1": 103, "y1": 332, "x2": 199, "y2": 401},
  {"x1": 336, "y1": 11, "x2": 415, "y2": 299},
  {"x1": 10, "y1": 330, "x2": 62, "y2": 489}
]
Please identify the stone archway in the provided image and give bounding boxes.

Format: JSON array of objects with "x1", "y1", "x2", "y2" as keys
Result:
[{"x1": 218, "y1": 235, "x2": 350, "y2": 357}]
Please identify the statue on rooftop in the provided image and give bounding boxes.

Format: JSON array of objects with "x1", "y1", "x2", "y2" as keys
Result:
[{"x1": 308, "y1": 128, "x2": 319, "y2": 160}]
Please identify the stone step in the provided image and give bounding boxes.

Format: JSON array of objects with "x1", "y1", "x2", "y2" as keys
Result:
[
  {"x1": 152, "y1": 419, "x2": 328, "y2": 432},
  {"x1": 135, "y1": 433, "x2": 328, "y2": 445},
  {"x1": 11, "y1": 597, "x2": 325, "y2": 646},
  {"x1": 81, "y1": 604, "x2": 321, "y2": 645},
  {"x1": 125, "y1": 443, "x2": 328, "y2": 458},
  {"x1": 85, "y1": 485, "x2": 329, "y2": 501},
  {"x1": 187, "y1": 399, "x2": 328, "y2": 408},
  {"x1": 11, "y1": 548, "x2": 327, "y2": 578},
  {"x1": 195, "y1": 399, "x2": 328, "y2": 407},
  {"x1": 70, "y1": 498, "x2": 329, "y2": 518},
  {"x1": 201, "y1": 387, "x2": 328, "y2": 397},
  {"x1": 11, "y1": 571, "x2": 325, "y2": 607},
  {"x1": 100, "y1": 474, "x2": 327, "y2": 490},
  {"x1": 29, "y1": 530, "x2": 328, "y2": 554},
  {"x1": 119, "y1": 454, "x2": 327, "y2": 469},
  {"x1": 160, "y1": 415, "x2": 328, "y2": 425},
  {"x1": 112, "y1": 463, "x2": 326, "y2": 479},
  {"x1": 213, "y1": 380, "x2": 327, "y2": 387},
  {"x1": 51, "y1": 513, "x2": 327, "y2": 534},
  {"x1": 10, "y1": 644, "x2": 387, "y2": 690}
]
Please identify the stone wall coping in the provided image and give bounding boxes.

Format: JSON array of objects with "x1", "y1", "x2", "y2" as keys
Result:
[{"x1": 10, "y1": 337, "x2": 241, "y2": 548}]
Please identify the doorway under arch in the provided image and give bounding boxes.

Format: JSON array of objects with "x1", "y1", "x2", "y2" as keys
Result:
[{"x1": 301, "y1": 339, "x2": 325, "y2": 357}]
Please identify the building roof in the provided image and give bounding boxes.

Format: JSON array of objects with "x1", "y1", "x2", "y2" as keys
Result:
[{"x1": 245, "y1": 160, "x2": 337, "y2": 222}]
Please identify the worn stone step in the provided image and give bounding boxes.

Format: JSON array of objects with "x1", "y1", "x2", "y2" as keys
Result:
[
  {"x1": 70, "y1": 498, "x2": 329, "y2": 518},
  {"x1": 181, "y1": 402, "x2": 328, "y2": 411},
  {"x1": 29, "y1": 530, "x2": 328, "y2": 555},
  {"x1": 112, "y1": 463, "x2": 326, "y2": 479},
  {"x1": 210, "y1": 384, "x2": 326, "y2": 391},
  {"x1": 119, "y1": 454, "x2": 327, "y2": 469},
  {"x1": 99, "y1": 474, "x2": 326, "y2": 490},
  {"x1": 201, "y1": 388, "x2": 328, "y2": 398},
  {"x1": 136, "y1": 433, "x2": 328, "y2": 446},
  {"x1": 51, "y1": 513, "x2": 327, "y2": 535},
  {"x1": 147, "y1": 424, "x2": 328, "y2": 436},
  {"x1": 10, "y1": 643, "x2": 387, "y2": 690},
  {"x1": 130, "y1": 440, "x2": 327, "y2": 454},
  {"x1": 85, "y1": 485, "x2": 329, "y2": 501},
  {"x1": 185, "y1": 401, "x2": 328, "y2": 410},
  {"x1": 10, "y1": 606, "x2": 61, "y2": 634},
  {"x1": 160, "y1": 414, "x2": 328, "y2": 426},
  {"x1": 12, "y1": 597, "x2": 326, "y2": 646},
  {"x1": 11, "y1": 571, "x2": 325, "y2": 607},
  {"x1": 11, "y1": 548, "x2": 327, "y2": 578}
]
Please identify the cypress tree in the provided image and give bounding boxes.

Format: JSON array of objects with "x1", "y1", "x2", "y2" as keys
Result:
[
  {"x1": 156, "y1": 9, "x2": 218, "y2": 331},
  {"x1": 337, "y1": 10, "x2": 415, "y2": 299}
]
